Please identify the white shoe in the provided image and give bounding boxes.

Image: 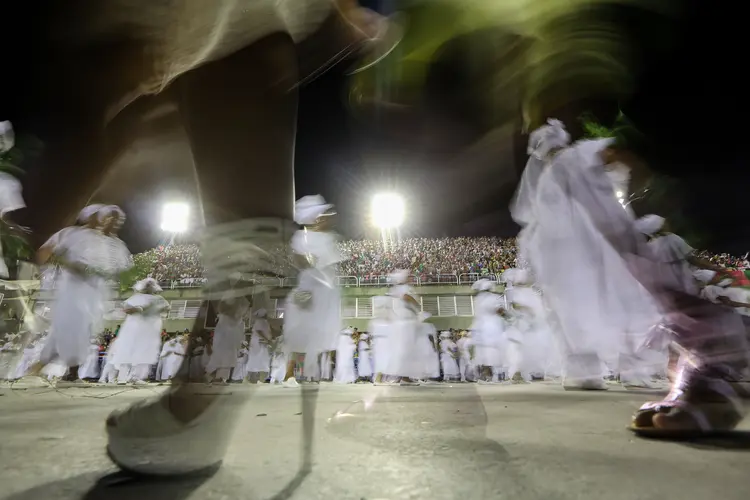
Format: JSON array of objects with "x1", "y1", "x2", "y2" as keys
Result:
[
  {"x1": 106, "y1": 392, "x2": 241, "y2": 476},
  {"x1": 282, "y1": 377, "x2": 300, "y2": 388}
]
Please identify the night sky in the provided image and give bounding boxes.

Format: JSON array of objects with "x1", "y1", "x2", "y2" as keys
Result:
[{"x1": 1, "y1": 1, "x2": 746, "y2": 254}]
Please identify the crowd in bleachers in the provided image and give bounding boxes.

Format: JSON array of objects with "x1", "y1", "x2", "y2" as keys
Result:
[{"x1": 136, "y1": 239, "x2": 746, "y2": 283}]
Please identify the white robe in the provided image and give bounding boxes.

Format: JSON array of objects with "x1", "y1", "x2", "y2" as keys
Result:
[
  {"x1": 109, "y1": 293, "x2": 167, "y2": 368},
  {"x1": 159, "y1": 339, "x2": 186, "y2": 380},
  {"x1": 41, "y1": 227, "x2": 132, "y2": 367},
  {"x1": 384, "y1": 286, "x2": 422, "y2": 379},
  {"x1": 456, "y1": 336, "x2": 476, "y2": 381},
  {"x1": 357, "y1": 339, "x2": 373, "y2": 378},
  {"x1": 440, "y1": 337, "x2": 460, "y2": 378},
  {"x1": 334, "y1": 332, "x2": 357, "y2": 384},
  {"x1": 470, "y1": 293, "x2": 508, "y2": 368},
  {"x1": 232, "y1": 348, "x2": 249, "y2": 381},
  {"x1": 418, "y1": 323, "x2": 441, "y2": 379},
  {"x1": 206, "y1": 295, "x2": 250, "y2": 374},
  {"x1": 78, "y1": 344, "x2": 102, "y2": 379},
  {"x1": 246, "y1": 318, "x2": 271, "y2": 372},
  {"x1": 284, "y1": 230, "x2": 342, "y2": 355}
]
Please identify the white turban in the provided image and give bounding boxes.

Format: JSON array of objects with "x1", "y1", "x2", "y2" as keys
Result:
[
  {"x1": 527, "y1": 118, "x2": 571, "y2": 159},
  {"x1": 294, "y1": 195, "x2": 333, "y2": 225},
  {"x1": 472, "y1": 279, "x2": 495, "y2": 292},
  {"x1": 0, "y1": 121, "x2": 14, "y2": 153},
  {"x1": 77, "y1": 204, "x2": 105, "y2": 223},
  {"x1": 133, "y1": 277, "x2": 162, "y2": 293},
  {"x1": 634, "y1": 214, "x2": 665, "y2": 236},
  {"x1": 389, "y1": 269, "x2": 409, "y2": 284}
]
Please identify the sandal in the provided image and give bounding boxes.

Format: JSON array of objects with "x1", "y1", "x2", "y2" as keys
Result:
[{"x1": 629, "y1": 367, "x2": 745, "y2": 439}]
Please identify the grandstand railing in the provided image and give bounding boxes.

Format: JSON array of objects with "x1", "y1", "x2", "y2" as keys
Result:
[{"x1": 153, "y1": 273, "x2": 499, "y2": 289}]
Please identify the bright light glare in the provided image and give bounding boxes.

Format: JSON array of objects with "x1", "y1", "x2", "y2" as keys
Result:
[
  {"x1": 371, "y1": 193, "x2": 405, "y2": 229},
  {"x1": 161, "y1": 202, "x2": 190, "y2": 233},
  {"x1": 615, "y1": 191, "x2": 624, "y2": 198}
]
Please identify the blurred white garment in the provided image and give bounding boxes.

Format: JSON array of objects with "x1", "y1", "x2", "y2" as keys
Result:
[
  {"x1": 456, "y1": 335, "x2": 476, "y2": 381},
  {"x1": 109, "y1": 293, "x2": 168, "y2": 369},
  {"x1": 206, "y1": 295, "x2": 250, "y2": 376},
  {"x1": 41, "y1": 226, "x2": 132, "y2": 367},
  {"x1": 98, "y1": 355, "x2": 118, "y2": 384},
  {"x1": 525, "y1": 137, "x2": 657, "y2": 382},
  {"x1": 0, "y1": 171, "x2": 25, "y2": 278},
  {"x1": 159, "y1": 338, "x2": 186, "y2": 380},
  {"x1": 334, "y1": 330, "x2": 356, "y2": 383},
  {"x1": 417, "y1": 321, "x2": 441, "y2": 379},
  {"x1": 384, "y1": 286, "x2": 421, "y2": 379},
  {"x1": 470, "y1": 292, "x2": 507, "y2": 368},
  {"x1": 320, "y1": 351, "x2": 333, "y2": 380},
  {"x1": 440, "y1": 336, "x2": 460, "y2": 379},
  {"x1": 284, "y1": 230, "x2": 342, "y2": 356},
  {"x1": 78, "y1": 344, "x2": 102, "y2": 379},
  {"x1": 231, "y1": 347, "x2": 249, "y2": 381},
  {"x1": 357, "y1": 335, "x2": 373, "y2": 378},
  {"x1": 246, "y1": 316, "x2": 271, "y2": 372},
  {"x1": 13, "y1": 342, "x2": 44, "y2": 379}
]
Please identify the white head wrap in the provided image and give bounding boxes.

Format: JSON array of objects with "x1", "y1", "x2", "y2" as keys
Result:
[
  {"x1": 502, "y1": 268, "x2": 529, "y2": 285},
  {"x1": 389, "y1": 269, "x2": 409, "y2": 284},
  {"x1": 575, "y1": 137, "x2": 616, "y2": 169},
  {"x1": 0, "y1": 121, "x2": 14, "y2": 153},
  {"x1": 77, "y1": 204, "x2": 105, "y2": 223},
  {"x1": 472, "y1": 279, "x2": 495, "y2": 292},
  {"x1": 133, "y1": 277, "x2": 162, "y2": 293},
  {"x1": 0, "y1": 172, "x2": 25, "y2": 215},
  {"x1": 527, "y1": 118, "x2": 571, "y2": 159},
  {"x1": 693, "y1": 269, "x2": 716, "y2": 284},
  {"x1": 439, "y1": 331, "x2": 451, "y2": 338},
  {"x1": 254, "y1": 308, "x2": 267, "y2": 318},
  {"x1": 418, "y1": 311, "x2": 432, "y2": 322},
  {"x1": 102, "y1": 205, "x2": 126, "y2": 227},
  {"x1": 359, "y1": 333, "x2": 369, "y2": 340},
  {"x1": 294, "y1": 195, "x2": 333, "y2": 225},
  {"x1": 634, "y1": 214, "x2": 665, "y2": 236},
  {"x1": 717, "y1": 278, "x2": 734, "y2": 288}
]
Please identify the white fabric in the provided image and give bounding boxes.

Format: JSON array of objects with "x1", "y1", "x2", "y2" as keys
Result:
[
  {"x1": 109, "y1": 293, "x2": 168, "y2": 367},
  {"x1": 98, "y1": 357, "x2": 118, "y2": 383},
  {"x1": 389, "y1": 269, "x2": 409, "y2": 284},
  {"x1": 357, "y1": 338, "x2": 372, "y2": 378},
  {"x1": 456, "y1": 336, "x2": 476, "y2": 381},
  {"x1": 0, "y1": 172, "x2": 25, "y2": 215},
  {"x1": 246, "y1": 319, "x2": 271, "y2": 372},
  {"x1": 158, "y1": 338, "x2": 187, "y2": 380},
  {"x1": 648, "y1": 233, "x2": 697, "y2": 296},
  {"x1": 78, "y1": 344, "x2": 102, "y2": 379},
  {"x1": 133, "y1": 277, "x2": 162, "y2": 293},
  {"x1": 13, "y1": 342, "x2": 44, "y2": 379},
  {"x1": 523, "y1": 138, "x2": 657, "y2": 376},
  {"x1": 334, "y1": 331, "x2": 357, "y2": 383},
  {"x1": 417, "y1": 322, "x2": 441, "y2": 379},
  {"x1": 284, "y1": 230, "x2": 341, "y2": 355},
  {"x1": 472, "y1": 279, "x2": 495, "y2": 292},
  {"x1": 294, "y1": 195, "x2": 333, "y2": 225},
  {"x1": 0, "y1": 120, "x2": 14, "y2": 153},
  {"x1": 635, "y1": 214, "x2": 666, "y2": 236},
  {"x1": 439, "y1": 337, "x2": 460, "y2": 378},
  {"x1": 206, "y1": 295, "x2": 250, "y2": 374},
  {"x1": 470, "y1": 292, "x2": 508, "y2": 367},
  {"x1": 232, "y1": 347, "x2": 249, "y2": 380}
]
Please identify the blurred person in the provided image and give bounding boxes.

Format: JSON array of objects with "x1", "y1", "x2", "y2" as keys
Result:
[
  {"x1": 231, "y1": 341, "x2": 249, "y2": 383},
  {"x1": 384, "y1": 269, "x2": 422, "y2": 386},
  {"x1": 334, "y1": 327, "x2": 357, "y2": 384},
  {"x1": 456, "y1": 330, "x2": 476, "y2": 383},
  {"x1": 439, "y1": 331, "x2": 460, "y2": 382},
  {"x1": 356, "y1": 332, "x2": 373, "y2": 382},
  {"x1": 283, "y1": 195, "x2": 342, "y2": 386},
  {"x1": 205, "y1": 275, "x2": 251, "y2": 385},
  {"x1": 470, "y1": 279, "x2": 508, "y2": 384},
  {"x1": 77, "y1": 339, "x2": 102, "y2": 381},
  {"x1": 246, "y1": 308, "x2": 272, "y2": 383},
  {"x1": 108, "y1": 278, "x2": 169, "y2": 384},
  {"x1": 416, "y1": 312, "x2": 441, "y2": 382},
  {"x1": 370, "y1": 295, "x2": 393, "y2": 385}
]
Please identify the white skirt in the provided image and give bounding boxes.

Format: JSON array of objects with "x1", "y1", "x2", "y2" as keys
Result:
[
  {"x1": 284, "y1": 269, "x2": 341, "y2": 354},
  {"x1": 206, "y1": 315, "x2": 245, "y2": 372}
]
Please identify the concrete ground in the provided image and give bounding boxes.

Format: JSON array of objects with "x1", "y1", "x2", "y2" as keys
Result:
[{"x1": 1, "y1": 381, "x2": 749, "y2": 500}]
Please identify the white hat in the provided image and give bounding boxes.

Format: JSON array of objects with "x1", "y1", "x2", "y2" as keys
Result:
[
  {"x1": 134, "y1": 277, "x2": 162, "y2": 293},
  {"x1": 77, "y1": 204, "x2": 105, "y2": 223},
  {"x1": 527, "y1": 118, "x2": 570, "y2": 159},
  {"x1": 634, "y1": 214, "x2": 665, "y2": 236},
  {"x1": 294, "y1": 195, "x2": 333, "y2": 225},
  {"x1": 0, "y1": 120, "x2": 14, "y2": 153},
  {"x1": 389, "y1": 269, "x2": 409, "y2": 284},
  {"x1": 472, "y1": 279, "x2": 495, "y2": 292}
]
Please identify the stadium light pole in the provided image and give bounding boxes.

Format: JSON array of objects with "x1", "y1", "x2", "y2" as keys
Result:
[
  {"x1": 161, "y1": 202, "x2": 190, "y2": 245},
  {"x1": 371, "y1": 193, "x2": 405, "y2": 250}
]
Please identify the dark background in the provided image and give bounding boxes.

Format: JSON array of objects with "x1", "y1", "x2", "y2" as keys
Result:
[{"x1": 1, "y1": 0, "x2": 746, "y2": 253}]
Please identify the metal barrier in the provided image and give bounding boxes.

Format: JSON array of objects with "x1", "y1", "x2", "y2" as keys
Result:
[{"x1": 151, "y1": 273, "x2": 504, "y2": 289}]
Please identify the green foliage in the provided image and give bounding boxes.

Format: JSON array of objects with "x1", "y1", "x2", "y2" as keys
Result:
[
  {"x1": 579, "y1": 110, "x2": 644, "y2": 148},
  {"x1": 119, "y1": 252, "x2": 157, "y2": 293}
]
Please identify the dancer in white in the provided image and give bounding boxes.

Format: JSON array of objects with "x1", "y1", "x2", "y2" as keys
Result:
[
  {"x1": 78, "y1": 340, "x2": 102, "y2": 381},
  {"x1": 108, "y1": 278, "x2": 169, "y2": 384},
  {"x1": 356, "y1": 333, "x2": 373, "y2": 381},
  {"x1": 246, "y1": 308, "x2": 272, "y2": 382},
  {"x1": 231, "y1": 341, "x2": 249, "y2": 383},
  {"x1": 370, "y1": 295, "x2": 393, "y2": 385},
  {"x1": 320, "y1": 351, "x2": 333, "y2": 381},
  {"x1": 511, "y1": 119, "x2": 657, "y2": 390},
  {"x1": 205, "y1": 277, "x2": 251, "y2": 384},
  {"x1": 469, "y1": 279, "x2": 508, "y2": 383},
  {"x1": 439, "y1": 331, "x2": 460, "y2": 381},
  {"x1": 416, "y1": 312, "x2": 441, "y2": 382},
  {"x1": 35, "y1": 204, "x2": 132, "y2": 379},
  {"x1": 158, "y1": 335, "x2": 187, "y2": 382},
  {"x1": 334, "y1": 328, "x2": 357, "y2": 384},
  {"x1": 99, "y1": 351, "x2": 118, "y2": 384},
  {"x1": 269, "y1": 334, "x2": 287, "y2": 385},
  {"x1": 385, "y1": 270, "x2": 422, "y2": 385},
  {"x1": 284, "y1": 195, "x2": 342, "y2": 386},
  {"x1": 456, "y1": 330, "x2": 475, "y2": 383}
]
